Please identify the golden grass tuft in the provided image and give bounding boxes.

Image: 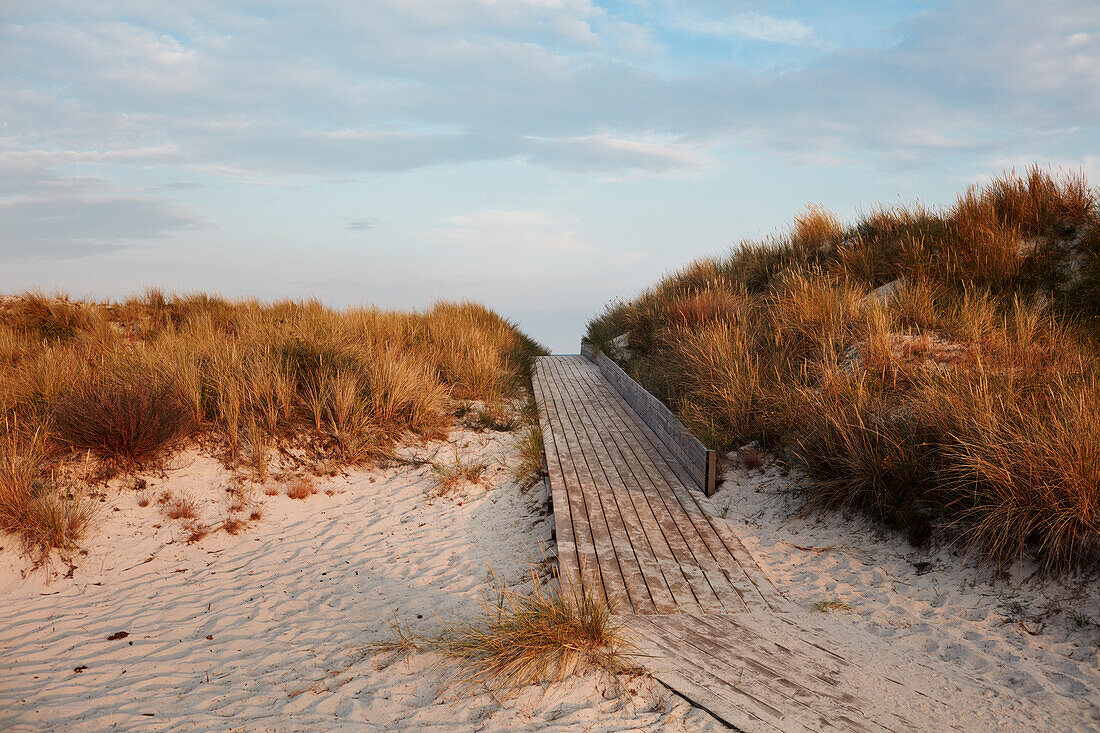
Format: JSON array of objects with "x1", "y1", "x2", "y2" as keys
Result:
[
  {"x1": 222, "y1": 516, "x2": 246, "y2": 535},
  {"x1": 433, "y1": 573, "x2": 630, "y2": 693},
  {"x1": 164, "y1": 495, "x2": 199, "y2": 521},
  {"x1": 0, "y1": 425, "x2": 96, "y2": 561},
  {"x1": 51, "y1": 362, "x2": 193, "y2": 467},
  {"x1": 431, "y1": 449, "x2": 489, "y2": 495},
  {"x1": 512, "y1": 421, "x2": 546, "y2": 488},
  {"x1": 370, "y1": 571, "x2": 629, "y2": 693},
  {"x1": 286, "y1": 477, "x2": 316, "y2": 500}
]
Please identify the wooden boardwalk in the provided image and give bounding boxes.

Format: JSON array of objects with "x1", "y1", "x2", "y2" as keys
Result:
[
  {"x1": 533, "y1": 355, "x2": 783, "y2": 616},
  {"x1": 533, "y1": 355, "x2": 959, "y2": 732}
]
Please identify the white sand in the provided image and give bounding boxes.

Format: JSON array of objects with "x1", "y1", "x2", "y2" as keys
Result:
[
  {"x1": 703, "y1": 449, "x2": 1100, "y2": 731},
  {"x1": 6, "y1": 427, "x2": 1099, "y2": 731},
  {"x1": 0, "y1": 429, "x2": 718, "y2": 731}
]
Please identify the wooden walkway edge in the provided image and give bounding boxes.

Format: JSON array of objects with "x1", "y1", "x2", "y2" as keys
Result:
[{"x1": 533, "y1": 354, "x2": 964, "y2": 732}]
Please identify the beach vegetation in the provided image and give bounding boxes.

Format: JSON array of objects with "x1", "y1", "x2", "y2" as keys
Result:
[{"x1": 586, "y1": 166, "x2": 1100, "y2": 571}]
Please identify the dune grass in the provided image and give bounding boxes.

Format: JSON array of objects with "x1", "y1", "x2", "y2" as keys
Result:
[
  {"x1": 370, "y1": 570, "x2": 630, "y2": 694},
  {"x1": 0, "y1": 424, "x2": 96, "y2": 564},
  {"x1": 0, "y1": 293, "x2": 546, "y2": 560},
  {"x1": 431, "y1": 448, "x2": 490, "y2": 495},
  {"x1": 433, "y1": 575, "x2": 629, "y2": 693},
  {"x1": 510, "y1": 398, "x2": 546, "y2": 489},
  {"x1": 586, "y1": 166, "x2": 1100, "y2": 571}
]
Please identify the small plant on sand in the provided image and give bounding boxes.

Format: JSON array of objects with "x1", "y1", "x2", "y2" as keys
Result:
[
  {"x1": 165, "y1": 494, "x2": 199, "y2": 521},
  {"x1": 184, "y1": 521, "x2": 209, "y2": 543},
  {"x1": 431, "y1": 448, "x2": 489, "y2": 495},
  {"x1": 222, "y1": 515, "x2": 246, "y2": 535},
  {"x1": 225, "y1": 486, "x2": 248, "y2": 514},
  {"x1": 512, "y1": 421, "x2": 545, "y2": 488},
  {"x1": 286, "y1": 477, "x2": 316, "y2": 500},
  {"x1": 369, "y1": 570, "x2": 629, "y2": 693},
  {"x1": 366, "y1": 611, "x2": 424, "y2": 668},
  {"x1": 433, "y1": 572, "x2": 630, "y2": 693},
  {"x1": 811, "y1": 599, "x2": 853, "y2": 613},
  {"x1": 0, "y1": 425, "x2": 96, "y2": 562}
]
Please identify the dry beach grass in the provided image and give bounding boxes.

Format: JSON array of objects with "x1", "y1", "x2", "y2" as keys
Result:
[
  {"x1": 371, "y1": 570, "x2": 631, "y2": 695},
  {"x1": 0, "y1": 293, "x2": 545, "y2": 564},
  {"x1": 587, "y1": 166, "x2": 1100, "y2": 571}
]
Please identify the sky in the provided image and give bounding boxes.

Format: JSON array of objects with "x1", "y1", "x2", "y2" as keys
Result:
[{"x1": 1, "y1": 1, "x2": 1098, "y2": 353}]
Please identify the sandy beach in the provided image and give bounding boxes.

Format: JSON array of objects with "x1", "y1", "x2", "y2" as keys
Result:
[
  {"x1": 704, "y1": 449, "x2": 1100, "y2": 730},
  {"x1": 0, "y1": 428, "x2": 720, "y2": 731},
  {"x1": 5, "y1": 423, "x2": 1099, "y2": 730}
]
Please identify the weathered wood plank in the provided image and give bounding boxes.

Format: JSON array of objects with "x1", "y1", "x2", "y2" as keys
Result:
[
  {"x1": 560, "y1": 357, "x2": 759, "y2": 613},
  {"x1": 548, "y1": 358, "x2": 683, "y2": 614},
  {"x1": 572, "y1": 361, "x2": 785, "y2": 612},
  {"x1": 554, "y1": 357, "x2": 714, "y2": 612},
  {"x1": 555, "y1": 357, "x2": 735, "y2": 614},
  {"x1": 556, "y1": 360, "x2": 701, "y2": 614},
  {"x1": 656, "y1": 614, "x2": 895, "y2": 732},
  {"x1": 531, "y1": 362, "x2": 580, "y2": 595},
  {"x1": 539, "y1": 358, "x2": 632, "y2": 612},
  {"x1": 628, "y1": 617, "x2": 793, "y2": 732},
  {"x1": 630, "y1": 614, "x2": 920, "y2": 733},
  {"x1": 534, "y1": 360, "x2": 607, "y2": 607},
  {"x1": 542, "y1": 358, "x2": 655, "y2": 614}
]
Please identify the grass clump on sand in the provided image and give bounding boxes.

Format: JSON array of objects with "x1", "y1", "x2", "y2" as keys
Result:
[
  {"x1": 371, "y1": 572, "x2": 630, "y2": 694},
  {"x1": 0, "y1": 424, "x2": 96, "y2": 563},
  {"x1": 585, "y1": 165, "x2": 1100, "y2": 571},
  {"x1": 812, "y1": 599, "x2": 854, "y2": 613},
  {"x1": 0, "y1": 294, "x2": 546, "y2": 560},
  {"x1": 510, "y1": 399, "x2": 546, "y2": 489},
  {"x1": 431, "y1": 448, "x2": 489, "y2": 495}
]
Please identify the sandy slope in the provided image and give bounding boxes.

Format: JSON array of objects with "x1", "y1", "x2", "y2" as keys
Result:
[
  {"x1": 704, "y1": 449, "x2": 1100, "y2": 731},
  {"x1": 0, "y1": 429, "x2": 718, "y2": 732}
]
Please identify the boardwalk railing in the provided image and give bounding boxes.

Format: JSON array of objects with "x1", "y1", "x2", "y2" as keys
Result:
[{"x1": 580, "y1": 342, "x2": 717, "y2": 496}]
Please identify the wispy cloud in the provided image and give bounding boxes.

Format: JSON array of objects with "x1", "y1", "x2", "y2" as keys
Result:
[
  {"x1": 675, "y1": 12, "x2": 817, "y2": 46},
  {"x1": 347, "y1": 217, "x2": 380, "y2": 231},
  {"x1": 4, "y1": 0, "x2": 1097, "y2": 183},
  {"x1": 0, "y1": 158, "x2": 203, "y2": 261},
  {"x1": 441, "y1": 210, "x2": 594, "y2": 255}
]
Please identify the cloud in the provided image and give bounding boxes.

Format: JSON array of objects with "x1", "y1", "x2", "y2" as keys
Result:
[
  {"x1": 0, "y1": 159, "x2": 203, "y2": 261},
  {"x1": 347, "y1": 217, "x2": 379, "y2": 231},
  {"x1": 675, "y1": 12, "x2": 816, "y2": 46},
  {"x1": 524, "y1": 134, "x2": 709, "y2": 175},
  {"x1": 440, "y1": 210, "x2": 594, "y2": 255},
  {"x1": 2, "y1": 0, "x2": 1098, "y2": 185}
]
